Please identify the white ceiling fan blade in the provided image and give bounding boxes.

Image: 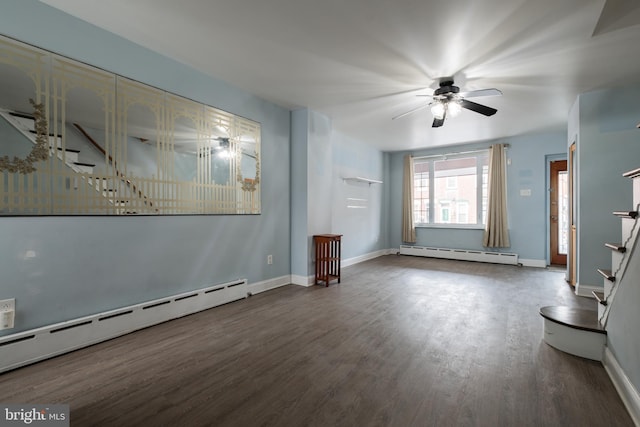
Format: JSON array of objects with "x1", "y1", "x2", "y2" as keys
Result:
[
  {"x1": 458, "y1": 88, "x2": 502, "y2": 98},
  {"x1": 392, "y1": 103, "x2": 431, "y2": 120}
]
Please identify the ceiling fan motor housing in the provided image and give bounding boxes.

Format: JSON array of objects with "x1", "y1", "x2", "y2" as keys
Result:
[{"x1": 434, "y1": 80, "x2": 460, "y2": 96}]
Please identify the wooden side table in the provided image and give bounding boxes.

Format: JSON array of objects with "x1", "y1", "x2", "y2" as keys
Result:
[{"x1": 313, "y1": 234, "x2": 342, "y2": 286}]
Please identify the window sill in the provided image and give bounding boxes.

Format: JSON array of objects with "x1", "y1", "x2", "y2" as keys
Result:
[{"x1": 415, "y1": 224, "x2": 485, "y2": 230}]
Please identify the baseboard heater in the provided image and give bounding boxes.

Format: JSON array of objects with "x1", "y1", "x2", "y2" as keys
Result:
[
  {"x1": 399, "y1": 245, "x2": 519, "y2": 265},
  {"x1": 0, "y1": 279, "x2": 247, "y2": 374}
]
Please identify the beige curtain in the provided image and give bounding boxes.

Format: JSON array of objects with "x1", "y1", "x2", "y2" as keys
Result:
[
  {"x1": 402, "y1": 154, "x2": 416, "y2": 243},
  {"x1": 483, "y1": 144, "x2": 510, "y2": 247}
]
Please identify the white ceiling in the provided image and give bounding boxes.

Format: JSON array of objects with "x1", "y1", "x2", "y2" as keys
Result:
[{"x1": 40, "y1": 0, "x2": 640, "y2": 152}]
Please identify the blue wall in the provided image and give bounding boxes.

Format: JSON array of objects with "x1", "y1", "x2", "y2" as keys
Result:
[
  {"x1": 0, "y1": 1, "x2": 291, "y2": 336},
  {"x1": 290, "y1": 109, "x2": 387, "y2": 280},
  {"x1": 290, "y1": 109, "x2": 309, "y2": 278},
  {"x1": 330, "y1": 131, "x2": 387, "y2": 260},
  {"x1": 389, "y1": 132, "x2": 566, "y2": 264},
  {"x1": 574, "y1": 82, "x2": 640, "y2": 400},
  {"x1": 577, "y1": 84, "x2": 640, "y2": 288}
]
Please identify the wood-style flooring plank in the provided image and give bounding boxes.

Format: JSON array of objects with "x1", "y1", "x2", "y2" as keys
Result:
[{"x1": 0, "y1": 255, "x2": 634, "y2": 426}]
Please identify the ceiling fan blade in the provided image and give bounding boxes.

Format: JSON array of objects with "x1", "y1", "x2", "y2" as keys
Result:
[
  {"x1": 432, "y1": 110, "x2": 446, "y2": 128},
  {"x1": 432, "y1": 117, "x2": 445, "y2": 127},
  {"x1": 460, "y1": 99, "x2": 497, "y2": 116},
  {"x1": 459, "y1": 88, "x2": 502, "y2": 98},
  {"x1": 392, "y1": 103, "x2": 430, "y2": 120}
]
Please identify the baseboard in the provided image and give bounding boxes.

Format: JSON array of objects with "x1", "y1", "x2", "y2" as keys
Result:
[
  {"x1": 399, "y1": 245, "x2": 519, "y2": 265},
  {"x1": 291, "y1": 249, "x2": 393, "y2": 287},
  {"x1": 575, "y1": 283, "x2": 601, "y2": 298},
  {"x1": 291, "y1": 274, "x2": 314, "y2": 287},
  {"x1": 0, "y1": 279, "x2": 247, "y2": 374},
  {"x1": 342, "y1": 249, "x2": 391, "y2": 268},
  {"x1": 248, "y1": 275, "x2": 291, "y2": 295},
  {"x1": 519, "y1": 258, "x2": 547, "y2": 268},
  {"x1": 603, "y1": 346, "x2": 640, "y2": 426}
]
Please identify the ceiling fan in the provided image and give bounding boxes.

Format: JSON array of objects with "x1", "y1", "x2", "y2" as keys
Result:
[{"x1": 392, "y1": 79, "x2": 502, "y2": 127}]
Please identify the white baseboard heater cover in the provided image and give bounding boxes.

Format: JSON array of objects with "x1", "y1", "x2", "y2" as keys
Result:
[
  {"x1": 399, "y1": 245, "x2": 519, "y2": 265},
  {"x1": 0, "y1": 279, "x2": 247, "y2": 374}
]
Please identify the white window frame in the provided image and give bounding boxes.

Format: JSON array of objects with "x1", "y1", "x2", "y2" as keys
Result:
[{"x1": 412, "y1": 150, "x2": 489, "y2": 228}]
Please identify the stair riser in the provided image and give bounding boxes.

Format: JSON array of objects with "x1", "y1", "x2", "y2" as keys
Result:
[
  {"x1": 634, "y1": 178, "x2": 640, "y2": 207},
  {"x1": 597, "y1": 301, "x2": 606, "y2": 321},
  {"x1": 622, "y1": 217, "x2": 635, "y2": 242},
  {"x1": 12, "y1": 115, "x2": 34, "y2": 131},
  {"x1": 53, "y1": 150, "x2": 78, "y2": 164},
  {"x1": 605, "y1": 278, "x2": 614, "y2": 297},
  {"x1": 542, "y1": 319, "x2": 606, "y2": 361},
  {"x1": 611, "y1": 251, "x2": 624, "y2": 270},
  {"x1": 73, "y1": 164, "x2": 94, "y2": 174}
]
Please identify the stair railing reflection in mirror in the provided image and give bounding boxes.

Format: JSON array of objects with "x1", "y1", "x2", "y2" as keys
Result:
[{"x1": 0, "y1": 35, "x2": 260, "y2": 215}]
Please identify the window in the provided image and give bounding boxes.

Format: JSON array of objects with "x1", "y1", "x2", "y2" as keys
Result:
[
  {"x1": 456, "y1": 201, "x2": 469, "y2": 223},
  {"x1": 413, "y1": 162, "x2": 430, "y2": 224},
  {"x1": 440, "y1": 202, "x2": 450, "y2": 223},
  {"x1": 446, "y1": 176, "x2": 457, "y2": 189},
  {"x1": 413, "y1": 151, "x2": 488, "y2": 226}
]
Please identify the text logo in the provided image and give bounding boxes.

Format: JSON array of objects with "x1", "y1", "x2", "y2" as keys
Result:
[{"x1": 0, "y1": 405, "x2": 68, "y2": 427}]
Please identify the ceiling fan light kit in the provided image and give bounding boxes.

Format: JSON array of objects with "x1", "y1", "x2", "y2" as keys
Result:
[
  {"x1": 394, "y1": 78, "x2": 501, "y2": 128},
  {"x1": 431, "y1": 99, "x2": 462, "y2": 120}
]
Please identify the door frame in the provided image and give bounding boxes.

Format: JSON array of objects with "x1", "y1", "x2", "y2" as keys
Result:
[
  {"x1": 546, "y1": 154, "x2": 568, "y2": 267},
  {"x1": 550, "y1": 159, "x2": 568, "y2": 265},
  {"x1": 568, "y1": 142, "x2": 577, "y2": 286}
]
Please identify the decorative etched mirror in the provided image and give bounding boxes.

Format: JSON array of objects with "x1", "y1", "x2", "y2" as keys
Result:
[{"x1": 0, "y1": 35, "x2": 261, "y2": 215}]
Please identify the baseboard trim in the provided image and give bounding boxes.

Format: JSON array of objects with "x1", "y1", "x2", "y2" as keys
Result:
[
  {"x1": 0, "y1": 279, "x2": 247, "y2": 374},
  {"x1": 575, "y1": 283, "x2": 601, "y2": 298},
  {"x1": 291, "y1": 274, "x2": 314, "y2": 287},
  {"x1": 342, "y1": 249, "x2": 390, "y2": 268},
  {"x1": 603, "y1": 346, "x2": 640, "y2": 426},
  {"x1": 248, "y1": 275, "x2": 291, "y2": 295},
  {"x1": 291, "y1": 249, "x2": 393, "y2": 287},
  {"x1": 519, "y1": 258, "x2": 547, "y2": 268}
]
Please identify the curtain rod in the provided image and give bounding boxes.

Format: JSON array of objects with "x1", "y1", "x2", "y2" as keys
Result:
[{"x1": 413, "y1": 144, "x2": 509, "y2": 160}]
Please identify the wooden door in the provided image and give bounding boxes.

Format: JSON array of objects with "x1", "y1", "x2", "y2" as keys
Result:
[{"x1": 550, "y1": 160, "x2": 568, "y2": 265}]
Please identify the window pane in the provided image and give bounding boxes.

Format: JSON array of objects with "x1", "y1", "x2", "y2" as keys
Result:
[
  {"x1": 411, "y1": 151, "x2": 488, "y2": 226},
  {"x1": 413, "y1": 164, "x2": 429, "y2": 224},
  {"x1": 481, "y1": 164, "x2": 488, "y2": 224},
  {"x1": 558, "y1": 171, "x2": 568, "y2": 254},
  {"x1": 434, "y1": 157, "x2": 477, "y2": 224}
]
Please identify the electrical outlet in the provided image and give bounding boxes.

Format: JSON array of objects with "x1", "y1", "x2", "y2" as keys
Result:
[
  {"x1": 0, "y1": 299, "x2": 14, "y2": 312},
  {"x1": 267, "y1": 254, "x2": 273, "y2": 265},
  {"x1": 0, "y1": 299, "x2": 15, "y2": 330}
]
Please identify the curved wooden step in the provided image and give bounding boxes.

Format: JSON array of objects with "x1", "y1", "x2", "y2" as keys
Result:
[
  {"x1": 539, "y1": 306, "x2": 605, "y2": 334},
  {"x1": 540, "y1": 306, "x2": 606, "y2": 361}
]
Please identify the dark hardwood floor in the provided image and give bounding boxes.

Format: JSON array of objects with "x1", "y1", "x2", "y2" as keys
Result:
[{"x1": 0, "y1": 255, "x2": 633, "y2": 426}]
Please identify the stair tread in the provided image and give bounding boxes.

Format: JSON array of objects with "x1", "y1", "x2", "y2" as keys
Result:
[
  {"x1": 604, "y1": 242, "x2": 626, "y2": 253},
  {"x1": 29, "y1": 129, "x2": 62, "y2": 138},
  {"x1": 539, "y1": 306, "x2": 606, "y2": 334},
  {"x1": 9, "y1": 111, "x2": 34, "y2": 120},
  {"x1": 52, "y1": 147, "x2": 81, "y2": 154},
  {"x1": 612, "y1": 210, "x2": 638, "y2": 219},
  {"x1": 597, "y1": 268, "x2": 616, "y2": 281},
  {"x1": 622, "y1": 167, "x2": 640, "y2": 179},
  {"x1": 73, "y1": 162, "x2": 95, "y2": 167},
  {"x1": 592, "y1": 291, "x2": 607, "y2": 305}
]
